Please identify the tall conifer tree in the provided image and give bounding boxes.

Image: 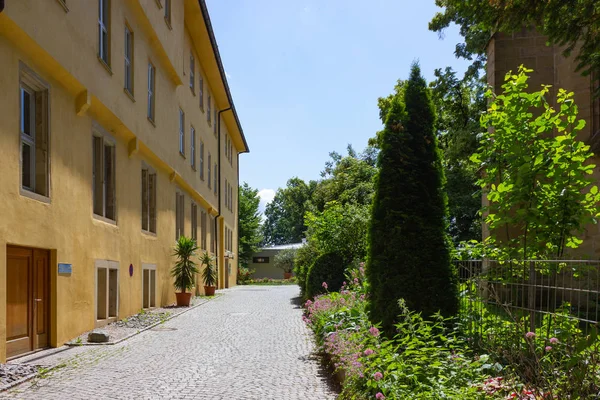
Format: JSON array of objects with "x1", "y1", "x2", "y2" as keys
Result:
[{"x1": 367, "y1": 63, "x2": 458, "y2": 333}]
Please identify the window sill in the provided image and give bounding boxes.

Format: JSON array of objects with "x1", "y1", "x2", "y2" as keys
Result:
[
  {"x1": 95, "y1": 317, "x2": 118, "y2": 328},
  {"x1": 147, "y1": 117, "x2": 156, "y2": 127},
  {"x1": 155, "y1": 0, "x2": 162, "y2": 8},
  {"x1": 179, "y1": 152, "x2": 186, "y2": 159},
  {"x1": 191, "y1": 166, "x2": 196, "y2": 171},
  {"x1": 93, "y1": 214, "x2": 118, "y2": 227},
  {"x1": 124, "y1": 88, "x2": 135, "y2": 102},
  {"x1": 56, "y1": 0, "x2": 69, "y2": 12},
  {"x1": 200, "y1": 106, "x2": 204, "y2": 113},
  {"x1": 190, "y1": 88, "x2": 196, "y2": 96},
  {"x1": 142, "y1": 230, "x2": 158, "y2": 239},
  {"x1": 98, "y1": 57, "x2": 113, "y2": 76},
  {"x1": 20, "y1": 188, "x2": 51, "y2": 204},
  {"x1": 165, "y1": 17, "x2": 172, "y2": 30}
]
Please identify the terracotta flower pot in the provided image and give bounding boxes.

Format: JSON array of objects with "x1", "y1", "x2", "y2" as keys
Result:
[
  {"x1": 175, "y1": 292, "x2": 192, "y2": 307},
  {"x1": 284, "y1": 272, "x2": 293, "y2": 280},
  {"x1": 204, "y1": 285, "x2": 216, "y2": 296}
]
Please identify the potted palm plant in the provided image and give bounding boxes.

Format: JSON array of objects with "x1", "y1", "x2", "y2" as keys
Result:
[
  {"x1": 200, "y1": 251, "x2": 217, "y2": 296},
  {"x1": 171, "y1": 236, "x2": 200, "y2": 306}
]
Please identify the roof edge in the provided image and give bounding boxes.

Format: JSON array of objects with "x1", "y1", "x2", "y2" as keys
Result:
[{"x1": 198, "y1": 0, "x2": 249, "y2": 154}]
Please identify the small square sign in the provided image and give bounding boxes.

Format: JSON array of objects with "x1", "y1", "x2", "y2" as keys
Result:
[{"x1": 58, "y1": 263, "x2": 72, "y2": 274}]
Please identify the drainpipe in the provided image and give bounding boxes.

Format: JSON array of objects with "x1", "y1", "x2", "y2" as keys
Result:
[
  {"x1": 236, "y1": 151, "x2": 240, "y2": 273},
  {"x1": 215, "y1": 107, "x2": 232, "y2": 288}
]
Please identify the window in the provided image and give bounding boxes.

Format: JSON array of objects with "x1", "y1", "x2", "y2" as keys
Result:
[
  {"x1": 189, "y1": 53, "x2": 195, "y2": 93},
  {"x1": 141, "y1": 165, "x2": 157, "y2": 233},
  {"x1": 142, "y1": 264, "x2": 156, "y2": 309},
  {"x1": 179, "y1": 109, "x2": 185, "y2": 156},
  {"x1": 253, "y1": 257, "x2": 269, "y2": 264},
  {"x1": 93, "y1": 133, "x2": 116, "y2": 221},
  {"x1": 213, "y1": 162, "x2": 217, "y2": 195},
  {"x1": 96, "y1": 260, "x2": 118, "y2": 323},
  {"x1": 124, "y1": 25, "x2": 134, "y2": 95},
  {"x1": 199, "y1": 140, "x2": 204, "y2": 180},
  {"x1": 164, "y1": 0, "x2": 171, "y2": 28},
  {"x1": 207, "y1": 153, "x2": 212, "y2": 189},
  {"x1": 176, "y1": 191, "x2": 184, "y2": 239},
  {"x1": 191, "y1": 203, "x2": 198, "y2": 241},
  {"x1": 210, "y1": 216, "x2": 215, "y2": 253},
  {"x1": 147, "y1": 62, "x2": 155, "y2": 121},
  {"x1": 214, "y1": 107, "x2": 218, "y2": 135},
  {"x1": 224, "y1": 179, "x2": 228, "y2": 210},
  {"x1": 19, "y1": 65, "x2": 49, "y2": 198},
  {"x1": 190, "y1": 126, "x2": 196, "y2": 169},
  {"x1": 207, "y1": 93, "x2": 211, "y2": 124},
  {"x1": 98, "y1": 0, "x2": 110, "y2": 66},
  {"x1": 224, "y1": 134, "x2": 229, "y2": 161},
  {"x1": 199, "y1": 76, "x2": 204, "y2": 110},
  {"x1": 200, "y1": 210, "x2": 207, "y2": 250}
]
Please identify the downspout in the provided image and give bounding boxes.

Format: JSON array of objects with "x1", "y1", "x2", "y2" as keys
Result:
[
  {"x1": 236, "y1": 152, "x2": 240, "y2": 273},
  {"x1": 215, "y1": 107, "x2": 232, "y2": 287}
]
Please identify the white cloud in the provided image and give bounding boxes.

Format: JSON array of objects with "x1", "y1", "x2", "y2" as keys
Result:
[
  {"x1": 258, "y1": 188, "x2": 276, "y2": 214},
  {"x1": 225, "y1": 71, "x2": 232, "y2": 79}
]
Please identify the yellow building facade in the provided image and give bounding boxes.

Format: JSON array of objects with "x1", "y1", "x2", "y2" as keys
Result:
[{"x1": 0, "y1": 0, "x2": 248, "y2": 360}]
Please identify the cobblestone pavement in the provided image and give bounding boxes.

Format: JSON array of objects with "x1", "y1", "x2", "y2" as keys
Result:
[{"x1": 2, "y1": 286, "x2": 338, "y2": 400}]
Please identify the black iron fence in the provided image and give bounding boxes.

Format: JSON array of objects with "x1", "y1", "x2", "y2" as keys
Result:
[{"x1": 456, "y1": 259, "x2": 600, "y2": 334}]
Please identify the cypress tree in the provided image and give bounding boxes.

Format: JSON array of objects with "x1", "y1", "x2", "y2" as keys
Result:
[{"x1": 367, "y1": 63, "x2": 458, "y2": 334}]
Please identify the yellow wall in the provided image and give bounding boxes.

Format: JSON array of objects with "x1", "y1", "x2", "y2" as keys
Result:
[{"x1": 0, "y1": 0, "x2": 244, "y2": 361}]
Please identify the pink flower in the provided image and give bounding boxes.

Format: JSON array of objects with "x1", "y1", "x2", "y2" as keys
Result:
[
  {"x1": 525, "y1": 331, "x2": 536, "y2": 339},
  {"x1": 305, "y1": 300, "x2": 312, "y2": 307},
  {"x1": 364, "y1": 348, "x2": 374, "y2": 356},
  {"x1": 369, "y1": 327, "x2": 380, "y2": 337},
  {"x1": 354, "y1": 278, "x2": 359, "y2": 284},
  {"x1": 549, "y1": 337, "x2": 559, "y2": 344},
  {"x1": 373, "y1": 372, "x2": 383, "y2": 381},
  {"x1": 375, "y1": 393, "x2": 385, "y2": 400},
  {"x1": 545, "y1": 346, "x2": 552, "y2": 351},
  {"x1": 322, "y1": 282, "x2": 328, "y2": 290}
]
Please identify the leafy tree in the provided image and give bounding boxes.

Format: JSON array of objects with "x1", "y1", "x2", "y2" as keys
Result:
[
  {"x1": 238, "y1": 183, "x2": 263, "y2": 268},
  {"x1": 429, "y1": 0, "x2": 600, "y2": 80},
  {"x1": 304, "y1": 201, "x2": 370, "y2": 263},
  {"x1": 367, "y1": 63, "x2": 459, "y2": 334},
  {"x1": 430, "y1": 67, "x2": 485, "y2": 243},
  {"x1": 262, "y1": 178, "x2": 314, "y2": 245},
  {"x1": 471, "y1": 67, "x2": 600, "y2": 260}
]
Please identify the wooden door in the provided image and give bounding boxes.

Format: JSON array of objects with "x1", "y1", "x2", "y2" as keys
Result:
[{"x1": 6, "y1": 246, "x2": 50, "y2": 358}]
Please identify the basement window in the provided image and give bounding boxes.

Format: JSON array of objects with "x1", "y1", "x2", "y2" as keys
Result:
[
  {"x1": 142, "y1": 264, "x2": 156, "y2": 308},
  {"x1": 96, "y1": 260, "x2": 119, "y2": 325}
]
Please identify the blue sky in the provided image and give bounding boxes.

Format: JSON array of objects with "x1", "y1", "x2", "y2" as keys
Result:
[{"x1": 205, "y1": 1, "x2": 470, "y2": 211}]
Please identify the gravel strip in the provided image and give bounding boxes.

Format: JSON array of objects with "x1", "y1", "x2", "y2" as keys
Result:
[
  {"x1": 68, "y1": 296, "x2": 212, "y2": 345},
  {"x1": 0, "y1": 364, "x2": 39, "y2": 388}
]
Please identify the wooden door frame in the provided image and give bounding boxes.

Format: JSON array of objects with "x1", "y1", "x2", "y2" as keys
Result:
[{"x1": 6, "y1": 245, "x2": 51, "y2": 359}]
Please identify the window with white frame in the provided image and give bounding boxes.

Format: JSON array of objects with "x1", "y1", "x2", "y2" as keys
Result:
[
  {"x1": 96, "y1": 260, "x2": 119, "y2": 323},
  {"x1": 189, "y1": 53, "x2": 195, "y2": 93},
  {"x1": 20, "y1": 65, "x2": 50, "y2": 197},
  {"x1": 213, "y1": 162, "x2": 217, "y2": 195},
  {"x1": 98, "y1": 0, "x2": 110, "y2": 65},
  {"x1": 124, "y1": 24, "x2": 134, "y2": 95},
  {"x1": 207, "y1": 153, "x2": 212, "y2": 189},
  {"x1": 207, "y1": 93, "x2": 211, "y2": 124},
  {"x1": 176, "y1": 191, "x2": 184, "y2": 240},
  {"x1": 141, "y1": 164, "x2": 157, "y2": 233},
  {"x1": 199, "y1": 76, "x2": 204, "y2": 110},
  {"x1": 190, "y1": 126, "x2": 196, "y2": 169},
  {"x1": 199, "y1": 140, "x2": 204, "y2": 180},
  {"x1": 179, "y1": 109, "x2": 185, "y2": 156},
  {"x1": 200, "y1": 210, "x2": 207, "y2": 250},
  {"x1": 210, "y1": 216, "x2": 215, "y2": 253},
  {"x1": 191, "y1": 202, "x2": 198, "y2": 242},
  {"x1": 92, "y1": 129, "x2": 116, "y2": 221},
  {"x1": 147, "y1": 62, "x2": 155, "y2": 121},
  {"x1": 214, "y1": 107, "x2": 218, "y2": 135},
  {"x1": 224, "y1": 179, "x2": 228, "y2": 211},
  {"x1": 142, "y1": 264, "x2": 156, "y2": 308}
]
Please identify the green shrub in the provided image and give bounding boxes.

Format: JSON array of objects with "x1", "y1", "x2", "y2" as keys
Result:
[
  {"x1": 294, "y1": 240, "x2": 319, "y2": 296},
  {"x1": 305, "y1": 252, "x2": 346, "y2": 298}
]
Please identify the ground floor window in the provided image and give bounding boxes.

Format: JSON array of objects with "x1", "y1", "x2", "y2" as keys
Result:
[
  {"x1": 142, "y1": 264, "x2": 156, "y2": 308},
  {"x1": 96, "y1": 260, "x2": 119, "y2": 323}
]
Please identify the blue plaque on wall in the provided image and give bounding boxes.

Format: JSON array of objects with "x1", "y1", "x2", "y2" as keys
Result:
[{"x1": 58, "y1": 263, "x2": 72, "y2": 274}]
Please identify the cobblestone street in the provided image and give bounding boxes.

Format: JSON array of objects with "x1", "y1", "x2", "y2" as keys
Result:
[{"x1": 1, "y1": 286, "x2": 337, "y2": 400}]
